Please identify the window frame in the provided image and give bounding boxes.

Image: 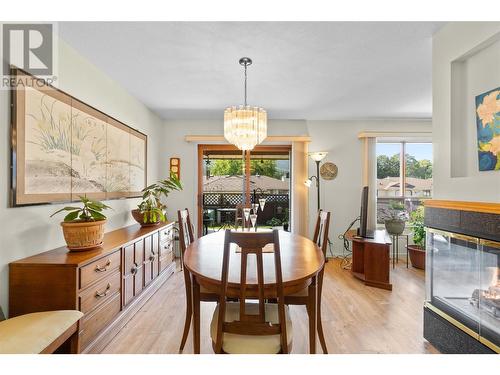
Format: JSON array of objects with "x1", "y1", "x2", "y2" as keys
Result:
[{"x1": 376, "y1": 140, "x2": 433, "y2": 199}]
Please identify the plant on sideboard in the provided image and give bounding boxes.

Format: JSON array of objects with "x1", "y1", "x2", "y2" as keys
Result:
[
  {"x1": 407, "y1": 205, "x2": 426, "y2": 270},
  {"x1": 131, "y1": 172, "x2": 183, "y2": 227},
  {"x1": 50, "y1": 195, "x2": 112, "y2": 251}
]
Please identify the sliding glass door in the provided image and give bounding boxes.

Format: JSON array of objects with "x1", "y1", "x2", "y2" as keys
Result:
[{"x1": 197, "y1": 145, "x2": 291, "y2": 236}]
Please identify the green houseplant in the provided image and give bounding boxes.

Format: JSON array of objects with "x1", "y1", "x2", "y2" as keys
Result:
[
  {"x1": 282, "y1": 208, "x2": 290, "y2": 232},
  {"x1": 50, "y1": 196, "x2": 112, "y2": 251},
  {"x1": 407, "y1": 206, "x2": 426, "y2": 270},
  {"x1": 380, "y1": 200, "x2": 409, "y2": 235},
  {"x1": 131, "y1": 173, "x2": 183, "y2": 226}
]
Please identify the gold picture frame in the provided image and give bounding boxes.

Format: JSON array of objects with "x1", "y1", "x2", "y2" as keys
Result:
[{"x1": 10, "y1": 67, "x2": 147, "y2": 206}]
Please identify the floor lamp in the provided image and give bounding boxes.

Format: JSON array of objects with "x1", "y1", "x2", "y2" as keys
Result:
[
  {"x1": 305, "y1": 151, "x2": 328, "y2": 211},
  {"x1": 305, "y1": 151, "x2": 332, "y2": 261}
]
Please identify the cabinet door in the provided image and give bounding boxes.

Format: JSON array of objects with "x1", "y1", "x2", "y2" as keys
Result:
[
  {"x1": 152, "y1": 232, "x2": 159, "y2": 279},
  {"x1": 143, "y1": 235, "x2": 153, "y2": 286},
  {"x1": 123, "y1": 244, "x2": 135, "y2": 306},
  {"x1": 134, "y1": 240, "x2": 144, "y2": 296}
]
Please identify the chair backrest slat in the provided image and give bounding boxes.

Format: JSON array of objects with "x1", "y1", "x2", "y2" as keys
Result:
[
  {"x1": 313, "y1": 210, "x2": 331, "y2": 257},
  {"x1": 178, "y1": 208, "x2": 194, "y2": 255},
  {"x1": 178, "y1": 209, "x2": 195, "y2": 301},
  {"x1": 214, "y1": 229, "x2": 288, "y2": 353}
]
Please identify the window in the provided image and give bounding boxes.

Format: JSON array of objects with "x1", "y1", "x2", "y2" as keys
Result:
[{"x1": 376, "y1": 142, "x2": 432, "y2": 224}]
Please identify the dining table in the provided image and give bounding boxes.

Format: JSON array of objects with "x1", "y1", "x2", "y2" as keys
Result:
[{"x1": 183, "y1": 230, "x2": 325, "y2": 354}]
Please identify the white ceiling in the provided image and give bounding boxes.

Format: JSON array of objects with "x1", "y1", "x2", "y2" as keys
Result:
[{"x1": 58, "y1": 22, "x2": 444, "y2": 121}]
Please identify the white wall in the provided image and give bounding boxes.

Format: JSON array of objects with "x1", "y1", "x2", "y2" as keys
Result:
[
  {"x1": 0, "y1": 34, "x2": 165, "y2": 316},
  {"x1": 306, "y1": 120, "x2": 432, "y2": 255},
  {"x1": 433, "y1": 22, "x2": 500, "y2": 202}
]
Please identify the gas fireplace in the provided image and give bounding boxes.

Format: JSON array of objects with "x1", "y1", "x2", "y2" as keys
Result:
[{"x1": 424, "y1": 200, "x2": 500, "y2": 354}]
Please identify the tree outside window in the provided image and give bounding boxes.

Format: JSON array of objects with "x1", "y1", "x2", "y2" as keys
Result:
[{"x1": 376, "y1": 142, "x2": 432, "y2": 223}]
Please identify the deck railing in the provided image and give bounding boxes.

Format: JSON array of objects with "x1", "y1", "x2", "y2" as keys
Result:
[{"x1": 203, "y1": 193, "x2": 289, "y2": 224}]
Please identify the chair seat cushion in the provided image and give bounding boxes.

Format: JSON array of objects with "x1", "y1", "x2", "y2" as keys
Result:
[
  {"x1": 0, "y1": 310, "x2": 83, "y2": 354},
  {"x1": 210, "y1": 302, "x2": 293, "y2": 354}
]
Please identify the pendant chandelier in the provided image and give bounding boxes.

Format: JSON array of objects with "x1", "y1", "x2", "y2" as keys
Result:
[{"x1": 224, "y1": 57, "x2": 267, "y2": 151}]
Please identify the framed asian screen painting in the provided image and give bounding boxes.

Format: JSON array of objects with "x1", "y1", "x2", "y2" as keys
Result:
[{"x1": 11, "y1": 68, "x2": 147, "y2": 206}]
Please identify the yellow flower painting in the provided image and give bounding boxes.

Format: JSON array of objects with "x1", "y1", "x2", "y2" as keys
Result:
[{"x1": 475, "y1": 87, "x2": 500, "y2": 171}]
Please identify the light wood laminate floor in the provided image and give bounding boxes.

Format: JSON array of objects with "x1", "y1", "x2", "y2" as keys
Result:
[{"x1": 101, "y1": 258, "x2": 438, "y2": 354}]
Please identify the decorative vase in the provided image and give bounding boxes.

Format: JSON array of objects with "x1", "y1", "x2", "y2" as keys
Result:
[
  {"x1": 131, "y1": 209, "x2": 161, "y2": 227},
  {"x1": 60, "y1": 220, "x2": 106, "y2": 251},
  {"x1": 384, "y1": 219, "x2": 406, "y2": 235},
  {"x1": 407, "y1": 244, "x2": 426, "y2": 270}
]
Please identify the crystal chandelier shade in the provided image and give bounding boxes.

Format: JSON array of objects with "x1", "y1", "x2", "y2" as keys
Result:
[
  {"x1": 224, "y1": 105, "x2": 267, "y2": 151},
  {"x1": 223, "y1": 57, "x2": 267, "y2": 151}
]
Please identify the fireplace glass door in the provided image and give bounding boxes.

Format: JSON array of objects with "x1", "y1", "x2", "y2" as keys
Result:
[
  {"x1": 479, "y1": 240, "x2": 500, "y2": 349},
  {"x1": 426, "y1": 228, "x2": 499, "y2": 351}
]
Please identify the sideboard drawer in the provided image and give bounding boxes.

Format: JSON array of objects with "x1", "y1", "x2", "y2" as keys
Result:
[
  {"x1": 159, "y1": 225, "x2": 173, "y2": 244},
  {"x1": 80, "y1": 293, "x2": 121, "y2": 348},
  {"x1": 159, "y1": 239, "x2": 172, "y2": 256},
  {"x1": 79, "y1": 271, "x2": 121, "y2": 314},
  {"x1": 159, "y1": 251, "x2": 173, "y2": 273},
  {"x1": 80, "y1": 250, "x2": 121, "y2": 290}
]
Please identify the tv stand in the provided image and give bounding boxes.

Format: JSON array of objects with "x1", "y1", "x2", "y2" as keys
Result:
[{"x1": 346, "y1": 229, "x2": 392, "y2": 290}]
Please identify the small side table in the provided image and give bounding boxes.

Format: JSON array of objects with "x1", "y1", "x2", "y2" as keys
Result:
[{"x1": 390, "y1": 232, "x2": 410, "y2": 269}]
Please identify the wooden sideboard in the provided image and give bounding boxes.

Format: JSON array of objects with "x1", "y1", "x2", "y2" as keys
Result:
[{"x1": 9, "y1": 222, "x2": 176, "y2": 353}]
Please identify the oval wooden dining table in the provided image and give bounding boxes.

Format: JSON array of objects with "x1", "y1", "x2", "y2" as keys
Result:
[{"x1": 183, "y1": 230, "x2": 325, "y2": 354}]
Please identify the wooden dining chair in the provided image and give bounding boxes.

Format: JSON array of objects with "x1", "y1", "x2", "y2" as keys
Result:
[
  {"x1": 210, "y1": 230, "x2": 293, "y2": 354},
  {"x1": 234, "y1": 204, "x2": 252, "y2": 231},
  {"x1": 177, "y1": 208, "x2": 219, "y2": 352},
  {"x1": 284, "y1": 209, "x2": 330, "y2": 353}
]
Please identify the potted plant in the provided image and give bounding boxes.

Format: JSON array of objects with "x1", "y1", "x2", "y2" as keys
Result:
[
  {"x1": 266, "y1": 217, "x2": 282, "y2": 229},
  {"x1": 131, "y1": 173, "x2": 183, "y2": 227},
  {"x1": 282, "y1": 208, "x2": 290, "y2": 232},
  {"x1": 407, "y1": 206, "x2": 426, "y2": 270},
  {"x1": 380, "y1": 200, "x2": 409, "y2": 235},
  {"x1": 50, "y1": 196, "x2": 112, "y2": 251}
]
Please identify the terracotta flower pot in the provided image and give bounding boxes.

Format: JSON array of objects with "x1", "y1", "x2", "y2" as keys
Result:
[
  {"x1": 384, "y1": 219, "x2": 406, "y2": 235},
  {"x1": 60, "y1": 220, "x2": 106, "y2": 251},
  {"x1": 131, "y1": 209, "x2": 161, "y2": 227},
  {"x1": 407, "y1": 244, "x2": 426, "y2": 270}
]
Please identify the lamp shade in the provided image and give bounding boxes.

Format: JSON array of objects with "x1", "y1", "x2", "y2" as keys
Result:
[{"x1": 309, "y1": 151, "x2": 328, "y2": 162}]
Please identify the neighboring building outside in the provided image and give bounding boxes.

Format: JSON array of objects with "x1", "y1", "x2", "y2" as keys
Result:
[{"x1": 203, "y1": 175, "x2": 289, "y2": 194}]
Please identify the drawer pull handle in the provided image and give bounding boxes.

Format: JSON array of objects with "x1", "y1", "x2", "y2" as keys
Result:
[
  {"x1": 95, "y1": 260, "x2": 111, "y2": 273},
  {"x1": 95, "y1": 283, "x2": 111, "y2": 298},
  {"x1": 131, "y1": 264, "x2": 138, "y2": 275}
]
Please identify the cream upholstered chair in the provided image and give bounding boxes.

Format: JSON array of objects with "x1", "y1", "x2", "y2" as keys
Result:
[
  {"x1": 178, "y1": 208, "x2": 219, "y2": 352},
  {"x1": 284, "y1": 209, "x2": 330, "y2": 353},
  {"x1": 0, "y1": 309, "x2": 83, "y2": 354},
  {"x1": 210, "y1": 230, "x2": 292, "y2": 354}
]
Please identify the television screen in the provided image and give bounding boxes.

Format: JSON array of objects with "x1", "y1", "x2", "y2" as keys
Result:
[{"x1": 358, "y1": 186, "x2": 374, "y2": 238}]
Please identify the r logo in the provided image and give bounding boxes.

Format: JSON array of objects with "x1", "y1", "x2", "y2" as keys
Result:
[{"x1": 2, "y1": 24, "x2": 53, "y2": 75}]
